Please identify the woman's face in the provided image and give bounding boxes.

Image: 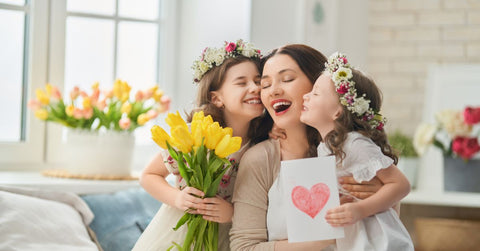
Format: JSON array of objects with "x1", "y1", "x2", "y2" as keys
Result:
[
  {"x1": 260, "y1": 54, "x2": 313, "y2": 129},
  {"x1": 212, "y1": 61, "x2": 263, "y2": 123}
]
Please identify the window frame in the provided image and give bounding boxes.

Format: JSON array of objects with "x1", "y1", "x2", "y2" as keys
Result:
[
  {"x1": 0, "y1": 0, "x2": 48, "y2": 167},
  {"x1": 0, "y1": 0, "x2": 177, "y2": 170}
]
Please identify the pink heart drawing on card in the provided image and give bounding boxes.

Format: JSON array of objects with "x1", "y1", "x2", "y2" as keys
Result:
[{"x1": 291, "y1": 183, "x2": 330, "y2": 219}]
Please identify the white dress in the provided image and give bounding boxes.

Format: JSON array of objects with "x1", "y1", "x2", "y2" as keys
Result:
[
  {"x1": 265, "y1": 133, "x2": 414, "y2": 250},
  {"x1": 132, "y1": 142, "x2": 250, "y2": 251},
  {"x1": 317, "y1": 132, "x2": 414, "y2": 251}
]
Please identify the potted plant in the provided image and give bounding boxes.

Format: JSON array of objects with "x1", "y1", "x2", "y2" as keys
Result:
[
  {"x1": 388, "y1": 130, "x2": 419, "y2": 188},
  {"x1": 28, "y1": 80, "x2": 171, "y2": 177},
  {"x1": 413, "y1": 106, "x2": 480, "y2": 192}
]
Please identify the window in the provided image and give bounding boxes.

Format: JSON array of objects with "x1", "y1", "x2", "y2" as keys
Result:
[{"x1": 0, "y1": 0, "x2": 176, "y2": 168}]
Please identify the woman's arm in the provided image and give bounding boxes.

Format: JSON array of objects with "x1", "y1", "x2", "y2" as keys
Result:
[
  {"x1": 140, "y1": 153, "x2": 204, "y2": 211},
  {"x1": 326, "y1": 165, "x2": 410, "y2": 226}
]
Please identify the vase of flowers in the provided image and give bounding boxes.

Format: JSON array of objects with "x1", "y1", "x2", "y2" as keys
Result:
[
  {"x1": 389, "y1": 130, "x2": 419, "y2": 188},
  {"x1": 28, "y1": 80, "x2": 171, "y2": 177},
  {"x1": 413, "y1": 106, "x2": 480, "y2": 192}
]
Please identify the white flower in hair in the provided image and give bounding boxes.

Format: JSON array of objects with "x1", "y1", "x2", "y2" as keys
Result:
[
  {"x1": 191, "y1": 39, "x2": 261, "y2": 83},
  {"x1": 333, "y1": 67, "x2": 352, "y2": 82},
  {"x1": 352, "y1": 97, "x2": 370, "y2": 115}
]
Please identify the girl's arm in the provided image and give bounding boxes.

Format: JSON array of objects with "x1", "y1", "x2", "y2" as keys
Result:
[
  {"x1": 140, "y1": 153, "x2": 204, "y2": 211},
  {"x1": 325, "y1": 164, "x2": 410, "y2": 227}
]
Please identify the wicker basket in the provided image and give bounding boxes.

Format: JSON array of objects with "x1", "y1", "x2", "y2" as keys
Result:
[{"x1": 415, "y1": 217, "x2": 480, "y2": 251}]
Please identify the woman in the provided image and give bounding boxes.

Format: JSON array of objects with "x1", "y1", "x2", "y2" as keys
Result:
[{"x1": 230, "y1": 44, "x2": 386, "y2": 250}]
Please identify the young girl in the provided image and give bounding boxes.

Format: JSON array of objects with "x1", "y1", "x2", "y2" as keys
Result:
[
  {"x1": 300, "y1": 52, "x2": 414, "y2": 250},
  {"x1": 132, "y1": 40, "x2": 265, "y2": 251}
]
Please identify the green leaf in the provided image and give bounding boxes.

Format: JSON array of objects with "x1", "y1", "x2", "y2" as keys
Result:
[
  {"x1": 206, "y1": 167, "x2": 228, "y2": 197},
  {"x1": 183, "y1": 216, "x2": 201, "y2": 250},
  {"x1": 203, "y1": 171, "x2": 212, "y2": 194},
  {"x1": 172, "y1": 213, "x2": 190, "y2": 231},
  {"x1": 193, "y1": 220, "x2": 208, "y2": 251}
]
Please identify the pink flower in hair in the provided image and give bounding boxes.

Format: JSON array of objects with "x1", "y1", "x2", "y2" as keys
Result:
[
  {"x1": 340, "y1": 57, "x2": 348, "y2": 64},
  {"x1": 225, "y1": 42, "x2": 236, "y2": 53},
  {"x1": 336, "y1": 82, "x2": 350, "y2": 94}
]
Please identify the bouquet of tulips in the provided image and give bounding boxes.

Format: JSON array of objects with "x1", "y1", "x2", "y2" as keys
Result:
[
  {"x1": 151, "y1": 111, "x2": 241, "y2": 251},
  {"x1": 28, "y1": 80, "x2": 171, "y2": 132}
]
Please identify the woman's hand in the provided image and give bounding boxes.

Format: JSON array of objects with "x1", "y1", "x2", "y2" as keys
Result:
[
  {"x1": 195, "y1": 196, "x2": 233, "y2": 223},
  {"x1": 269, "y1": 124, "x2": 287, "y2": 140},
  {"x1": 174, "y1": 186, "x2": 205, "y2": 211},
  {"x1": 339, "y1": 176, "x2": 383, "y2": 200}
]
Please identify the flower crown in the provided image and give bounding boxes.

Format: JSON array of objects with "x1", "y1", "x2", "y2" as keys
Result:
[
  {"x1": 191, "y1": 39, "x2": 261, "y2": 83},
  {"x1": 325, "y1": 52, "x2": 386, "y2": 130}
]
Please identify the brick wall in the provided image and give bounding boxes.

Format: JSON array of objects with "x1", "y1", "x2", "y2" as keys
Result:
[{"x1": 368, "y1": 0, "x2": 480, "y2": 135}]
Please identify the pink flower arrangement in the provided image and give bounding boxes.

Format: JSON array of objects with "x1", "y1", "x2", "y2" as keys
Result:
[
  {"x1": 414, "y1": 106, "x2": 480, "y2": 161},
  {"x1": 28, "y1": 80, "x2": 171, "y2": 132}
]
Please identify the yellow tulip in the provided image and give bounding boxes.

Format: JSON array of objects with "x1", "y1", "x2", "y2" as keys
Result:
[
  {"x1": 201, "y1": 115, "x2": 214, "y2": 133},
  {"x1": 153, "y1": 89, "x2": 164, "y2": 102},
  {"x1": 223, "y1": 127, "x2": 233, "y2": 137},
  {"x1": 171, "y1": 126, "x2": 193, "y2": 153},
  {"x1": 83, "y1": 97, "x2": 91, "y2": 109},
  {"x1": 151, "y1": 125, "x2": 171, "y2": 149},
  {"x1": 113, "y1": 79, "x2": 131, "y2": 102},
  {"x1": 204, "y1": 122, "x2": 225, "y2": 150},
  {"x1": 191, "y1": 122, "x2": 203, "y2": 147},
  {"x1": 121, "y1": 102, "x2": 132, "y2": 114},
  {"x1": 92, "y1": 81, "x2": 99, "y2": 90},
  {"x1": 35, "y1": 89, "x2": 50, "y2": 105},
  {"x1": 45, "y1": 84, "x2": 53, "y2": 96},
  {"x1": 192, "y1": 111, "x2": 205, "y2": 123},
  {"x1": 137, "y1": 113, "x2": 150, "y2": 125},
  {"x1": 165, "y1": 111, "x2": 189, "y2": 132},
  {"x1": 34, "y1": 109, "x2": 48, "y2": 120},
  {"x1": 215, "y1": 134, "x2": 242, "y2": 158},
  {"x1": 65, "y1": 105, "x2": 74, "y2": 116}
]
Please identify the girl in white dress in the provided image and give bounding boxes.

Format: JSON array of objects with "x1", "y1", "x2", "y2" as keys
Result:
[
  {"x1": 132, "y1": 40, "x2": 266, "y2": 251},
  {"x1": 300, "y1": 52, "x2": 414, "y2": 250}
]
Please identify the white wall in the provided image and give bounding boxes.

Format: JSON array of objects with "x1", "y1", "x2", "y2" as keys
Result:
[{"x1": 173, "y1": 0, "x2": 252, "y2": 112}]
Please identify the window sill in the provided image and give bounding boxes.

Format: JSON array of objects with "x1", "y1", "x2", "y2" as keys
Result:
[{"x1": 0, "y1": 171, "x2": 140, "y2": 195}]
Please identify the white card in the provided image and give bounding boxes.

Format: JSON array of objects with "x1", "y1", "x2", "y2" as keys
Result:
[{"x1": 281, "y1": 156, "x2": 344, "y2": 242}]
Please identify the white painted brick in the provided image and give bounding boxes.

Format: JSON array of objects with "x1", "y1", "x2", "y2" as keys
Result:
[
  {"x1": 369, "y1": 13, "x2": 415, "y2": 27},
  {"x1": 370, "y1": 44, "x2": 416, "y2": 57},
  {"x1": 392, "y1": 60, "x2": 431, "y2": 74},
  {"x1": 395, "y1": 28, "x2": 441, "y2": 41},
  {"x1": 369, "y1": 28, "x2": 394, "y2": 42},
  {"x1": 368, "y1": 61, "x2": 391, "y2": 74},
  {"x1": 417, "y1": 44, "x2": 465, "y2": 57},
  {"x1": 444, "y1": 0, "x2": 480, "y2": 9},
  {"x1": 395, "y1": 0, "x2": 441, "y2": 10},
  {"x1": 468, "y1": 12, "x2": 480, "y2": 24},
  {"x1": 467, "y1": 43, "x2": 480, "y2": 57},
  {"x1": 418, "y1": 12, "x2": 465, "y2": 25},
  {"x1": 443, "y1": 27, "x2": 480, "y2": 40},
  {"x1": 369, "y1": 0, "x2": 394, "y2": 12}
]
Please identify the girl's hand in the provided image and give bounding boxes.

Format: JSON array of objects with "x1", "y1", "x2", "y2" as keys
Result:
[
  {"x1": 174, "y1": 186, "x2": 205, "y2": 211},
  {"x1": 325, "y1": 203, "x2": 362, "y2": 227},
  {"x1": 269, "y1": 124, "x2": 287, "y2": 140},
  {"x1": 339, "y1": 176, "x2": 383, "y2": 199},
  {"x1": 195, "y1": 196, "x2": 233, "y2": 223}
]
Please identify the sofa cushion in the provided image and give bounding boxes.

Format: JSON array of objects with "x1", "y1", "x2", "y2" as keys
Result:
[
  {"x1": 81, "y1": 188, "x2": 161, "y2": 251},
  {"x1": 0, "y1": 186, "x2": 99, "y2": 251}
]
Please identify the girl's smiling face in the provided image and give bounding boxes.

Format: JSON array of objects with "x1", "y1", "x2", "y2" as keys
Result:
[
  {"x1": 211, "y1": 61, "x2": 263, "y2": 123},
  {"x1": 300, "y1": 73, "x2": 343, "y2": 137},
  {"x1": 260, "y1": 54, "x2": 313, "y2": 130}
]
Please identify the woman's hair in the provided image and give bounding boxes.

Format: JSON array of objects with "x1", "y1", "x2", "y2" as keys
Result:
[
  {"x1": 251, "y1": 44, "x2": 328, "y2": 157},
  {"x1": 324, "y1": 69, "x2": 398, "y2": 164},
  {"x1": 187, "y1": 56, "x2": 263, "y2": 142}
]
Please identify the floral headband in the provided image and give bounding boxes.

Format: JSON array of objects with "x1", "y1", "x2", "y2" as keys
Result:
[
  {"x1": 191, "y1": 39, "x2": 261, "y2": 83},
  {"x1": 325, "y1": 52, "x2": 386, "y2": 130}
]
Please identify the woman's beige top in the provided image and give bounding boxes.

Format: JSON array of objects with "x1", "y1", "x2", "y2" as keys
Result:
[{"x1": 230, "y1": 139, "x2": 281, "y2": 251}]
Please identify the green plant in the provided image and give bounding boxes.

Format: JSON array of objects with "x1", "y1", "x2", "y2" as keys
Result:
[{"x1": 388, "y1": 130, "x2": 418, "y2": 158}]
